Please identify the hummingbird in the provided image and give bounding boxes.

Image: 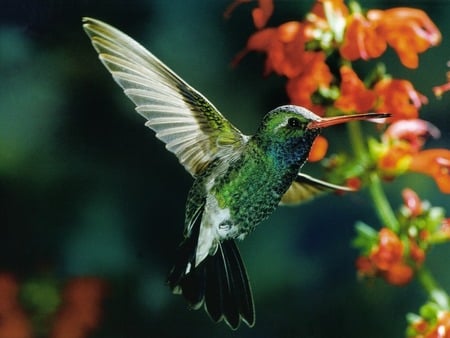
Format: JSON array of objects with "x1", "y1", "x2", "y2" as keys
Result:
[{"x1": 83, "y1": 17, "x2": 389, "y2": 329}]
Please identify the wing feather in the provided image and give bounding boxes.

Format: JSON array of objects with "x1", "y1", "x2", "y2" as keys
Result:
[
  {"x1": 280, "y1": 173, "x2": 354, "y2": 205},
  {"x1": 83, "y1": 17, "x2": 246, "y2": 176}
]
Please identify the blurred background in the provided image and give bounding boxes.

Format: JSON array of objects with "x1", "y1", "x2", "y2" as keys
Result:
[{"x1": 1, "y1": 1, "x2": 449, "y2": 337}]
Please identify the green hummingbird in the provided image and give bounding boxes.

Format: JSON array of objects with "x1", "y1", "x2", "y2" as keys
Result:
[{"x1": 83, "y1": 17, "x2": 389, "y2": 329}]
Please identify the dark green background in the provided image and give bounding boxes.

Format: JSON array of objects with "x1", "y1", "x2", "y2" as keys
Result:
[{"x1": 1, "y1": 1, "x2": 449, "y2": 337}]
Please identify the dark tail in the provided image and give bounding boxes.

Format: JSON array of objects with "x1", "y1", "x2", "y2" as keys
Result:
[{"x1": 167, "y1": 235, "x2": 255, "y2": 329}]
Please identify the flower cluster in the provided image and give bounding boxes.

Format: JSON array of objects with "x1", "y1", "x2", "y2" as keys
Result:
[
  {"x1": 354, "y1": 189, "x2": 449, "y2": 286},
  {"x1": 230, "y1": 0, "x2": 442, "y2": 166},
  {"x1": 370, "y1": 119, "x2": 450, "y2": 193},
  {"x1": 0, "y1": 273, "x2": 106, "y2": 338},
  {"x1": 407, "y1": 301, "x2": 450, "y2": 338},
  {"x1": 355, "y1": 227, "x2": 415, "y2": 285}
]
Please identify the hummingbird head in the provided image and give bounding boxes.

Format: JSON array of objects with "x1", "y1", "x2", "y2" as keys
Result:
[
  {"x1": 253, "y1": 105, "x2": 323, "y2": 167},
  {"x1": 254, "y1": 105, "x2": 390, "y2": 167}
]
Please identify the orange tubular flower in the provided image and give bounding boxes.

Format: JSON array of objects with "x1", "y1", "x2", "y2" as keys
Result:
[
  {"x1": 224, "y1": 0, "x2": 274, "y2": 29},
  {"x1": 410, "y1": 149, "x2": 450, "y2": 193},
  {"x1": 252, "y1": 0, "x2": 274, "y2": 29},
  {"x1": 308, "y1": 135, "x2": 328, "y2": 162},
  {"x1": 334, "y1": 65, "x2": 376, "y2": 113},
  {"x1": 376, "y1": 119, "x2": 440, "y2": 179},
  {"x1": 374, "y1": 78, "x2": 427, "y2": 121},
  {"x1": 340, "y1": 13, "x2": 386, "y2": 61},
  {"x1": 286, "y1": 51, "x2": 332, "y2": 115},
  {"x1": 268, "y1": 21, "x2": 314, "y2": 78},
  {"x1": 286, "y1": 53, "x2": 333, "y2": 116},
  {"x1": 235, "y1": 21, "x2": 326, "y2": 79},
  {"x1": 367, "y1": 8, "x2": 441, "y2": 69}
]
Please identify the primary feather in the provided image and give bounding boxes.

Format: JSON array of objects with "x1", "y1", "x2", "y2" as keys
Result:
[{"x1": 83, "y1": 17, "x2": 246, "y2": 176}]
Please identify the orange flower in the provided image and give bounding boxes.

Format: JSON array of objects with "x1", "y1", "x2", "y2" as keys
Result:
[
  {"x1": 356, "y1": 256, "x2": 376, "y2": 276},
  {"x1": 334, "y1": 66, "x2": 376, "y2": 113},
  {"x1": 371, "y1": 228, "x2": 403, "y2": 270},
  {"x1": 409, "y1": 239, "x2": 425, "y2": 265},
  {"x1": 383, "y1": 119, "x2": 440, "y2": 152},
  {"x1": 410, "y1": 311, "x2": 450, "y2": 338},
  {"x1": 286, "y1": 52, "x2": 332, "y2": 115},
  {"x1": 433, "y1": 67, "x2": 450, "y2": 98},
  {"x1": 51, "y1": 277, "x2": 106, "y2": 338},
  {"x1": 433, "y1": 80, "x2": 450, "y2": 98},
  {"x1": 382, "y1": 262, "x2": 414, "y2": 286},
  {"x1": 410, "y1": 149, "x2": 450, "y2": 193},
  {"x1": 232, "y1": 27, "x2": 277, "y2": 68},
  {"x1": 374, "y1": 78, "x2": 427, "y2": 121},
  {"x1": 308, "y1": 135, "x2": 328, "y2": 162},
  {"x1": 367, "y1": 8, "x2": 441, "y2": 69},
  {"x1": 356, "y1": 228, "x2": 415, "y2": 286},
  {"x1": 235, "y1": 21, "x2": 323, "y2": 79},
  {"x1": 426, "y1": 311, "x2": 450, "y2": 338},
  {"x1": 340, "y1": 13, "x2": 386, "y2": 61},
  {"x1": 0, "y1": 274, "x2": 32, "y2": 338},
  {"x1": 402, "y1": 188, "x2": 422, "y2": 217},
  {"x1": 224, "y1": 0, "x2": 273, "y2": 29},
  {"x1": 252, "y1": 0, "x2": 274, "y2": 29},
  {"x1": 375, "y1": 119, "x2": 441, "y2": 179},
  {"x1": 346, "y1": 177, "x2": 362, "y2": 190},
  {"x1": 440, "y1": 219, "x2": 450, "y2": 239}
]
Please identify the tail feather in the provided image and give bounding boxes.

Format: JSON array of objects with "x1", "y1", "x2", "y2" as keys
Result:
[
  {"x1": 167, "y1": 237, "x2": 255, "y2": 329},
  {"x1": 223, "y1": 240, "x2": 254, "y2": 326}
]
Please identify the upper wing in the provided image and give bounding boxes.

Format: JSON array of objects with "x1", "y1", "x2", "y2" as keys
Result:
[
  {"x1": 280, "y1": 173, "x2": 354, "y2": 206},
  {"x1": 82, "y1": 17, "x2": 246, "y2": 176}
]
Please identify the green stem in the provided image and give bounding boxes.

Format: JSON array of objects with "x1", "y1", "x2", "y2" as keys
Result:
[
  {"x1": 367, "y1": 172, "x2": 400, "y2": 232},
  {"x1": 347, "y1": 120, "x2": 367, "y2": 161},
  {"x1": 347, "y1": 121, "x2": 399, "y2": 232},
  {"x1": 417, "y1": 267, "x2": 449, "y2": 310}
]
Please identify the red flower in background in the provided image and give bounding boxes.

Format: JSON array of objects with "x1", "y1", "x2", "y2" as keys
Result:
[
  {"x1": 374, "y1": 78, "x2": 427, "y2": 121},
  {"x1": 410, "y1": 311, "x2": 450, "y2": 338},
  {"x1": 433, "y1": 63, "x2": 450, "y2": 98},
  {"x1": 51, "y1": 278, "x2": 106, "y2": 338},
  {"x1": 367, "y1": 8, "x2": 441, "y2": 69},
  {"x1": 334, "y1": 66, "x2": 376, "y2": 113},
  {"x1": 356, "y1": 228, "x2": 414, "y2": 286},
  {"x1": 340, "y1": 6, "x2": 441, "y2": 68},
  {"x1": 236, "y1": 21, "x2": 330, "y2": 80},
  {"x1": 402, "y1": 188, "x2": 423, "y2": 217},
  {"x1": 251, "y1": 0, "x2": 273, "y2": 29},
  {"x1": 410, "y1": 149, "x2": 450, "y2": 193},
  {"x1": 0, "y1": 274, "x2": 32, "y2": 338},
  {"x1": 286, "y1": 52, "x2": 332, "y2": 115},
  {"x1": 340, "y1": 13, "x2": 386, "y2": 61},
  {"x1": 225, "y1": 0, "x2": 273, "y2": 29},
  {"x1": 375, "y1": 119, "x2": 445, "y2": 187}
]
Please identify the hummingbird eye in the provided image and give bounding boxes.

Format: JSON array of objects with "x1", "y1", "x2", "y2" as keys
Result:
[{"x1": 287, "y1": 117, "x2": 302, "y2": 129}]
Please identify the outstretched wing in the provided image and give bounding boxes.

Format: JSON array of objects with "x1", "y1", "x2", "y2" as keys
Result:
[
  {"x1": 280, "y1": 173, "x2": 353, "y2": 206},
  {"x1": 83, "y1": 17, "x2": 246, "y2": 176}
]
